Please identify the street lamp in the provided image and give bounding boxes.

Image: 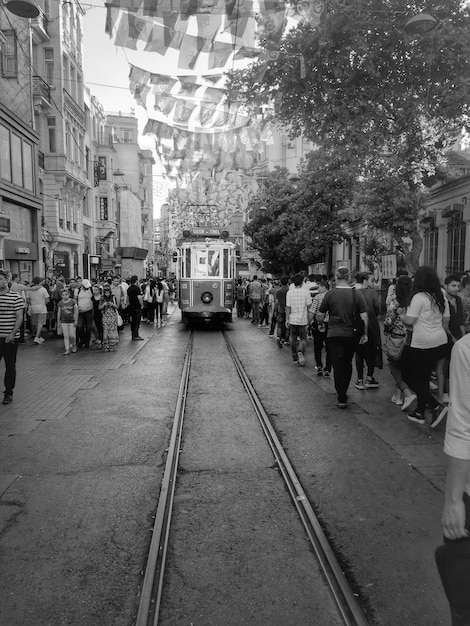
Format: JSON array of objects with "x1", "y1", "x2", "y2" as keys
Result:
[{"x1": 404, "y1": 13, "x2": 438, "y2": 34}]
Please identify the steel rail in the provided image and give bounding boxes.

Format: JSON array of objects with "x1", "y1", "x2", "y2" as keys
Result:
[
  {"x1": 135, "y1": 332, "x2": 193, "y2": 626},
  {"x1": 224, "y1": 332, "x2": 370, "y2": 626}
]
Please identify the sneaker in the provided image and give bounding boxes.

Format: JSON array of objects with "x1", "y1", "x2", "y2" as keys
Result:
[
  {"x1": 33, "y1": 337, "x2": 44, "y2": 344},
  {"x1": 355, "y1": 379, "x2": 365, "y2": 390},
  {"x1": 71, "y1": 346, "x2": 77, "y2": 353},
  {"x1": 2, "y1": 394, "x2": 12, "y2": 405},
  {"x1": 316, "y1": 367, "x2": 323, "y2": 377},
  {"x1": 297, "y1": 352, "x2": 305, "y2": 367},
  {"x1": 365, "y1": 377, "x2": 379, "y2": 389},
  {"x1": 323, "y1": 371, "x2": 330, "y2": 378},
  {"x1": 336, "y1": 401, "x2": 347, "y2": 409},
  {"x1": 431, "y1": 404, "x2": 447, "y2": 429},
  {"x1": 443, "y1": 392, "x2": 449, "y2": 404},
  {"x1": 408, "y1": 411, "x2": 425, "y2": 425},
  {"x1": 62, "y1": 351, "x2": 70, "y2": 355},
  {"x1": 292, "y1": 357, "x2": 298, "y2": 364},
  {"x1": 401, "y1": 394, "x2": 417, "y2": 412},
  {"x1": 429, "y1": 381, "x2": 438, "y2": 392},
  {"x1": 276, "y1": 337, "x2": 283, "y2": 349},
  {"x1": 268, "y1": 333, "x2": 274, "y2": 337}
]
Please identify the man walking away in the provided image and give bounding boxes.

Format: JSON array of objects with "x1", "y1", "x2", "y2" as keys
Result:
[
  {"x1": 248, "y1": 275, "x2": 262, "y2": 325},
  {"x1": 127, "y1": 275, "x2": 143, "y2": 340},
  {"x1": 0, "y1": 270, "x2": 25, "y2": 404},
  {"x1": 285, "y1": 274, "x2": 311, "y2": 366},
  {"x1": 275, "y1": 276, "x2": 289, "y2": 348},
  {"x1": 354, "y1": 272, "x2": 382, "y2": 390},
  {"x1": 317, "y1": 266, "x2": 368, "y2": 408}
]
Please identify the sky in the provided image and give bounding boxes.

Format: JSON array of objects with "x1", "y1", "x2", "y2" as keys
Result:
[{"x1": 82, "y1": 4, "x2": 166, "y2": 216}]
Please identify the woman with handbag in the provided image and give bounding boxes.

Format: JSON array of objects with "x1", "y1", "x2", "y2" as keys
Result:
[
  {"x1": 383, "y1": 275, "x2": 416, "y2": 411},
  {"x1": 401, "y1": 266, "x2": 450, "y2": 425}
]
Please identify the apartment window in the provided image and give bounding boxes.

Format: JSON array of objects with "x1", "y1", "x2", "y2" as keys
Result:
[
  {"x1": 0, "y1": 125, "x2": 11, "y2": 182},
  {"x1": 44, "y1": 48, "x2": 54, "y2": 85},
  {"x1": 122, "y1": 129, "x2": 131, "y2": 143},
  {"x1": 447, "y1": 212, "x2": 466, "y2": 275},
  {"x1": 63, "y1": 54, "x2": 69, "y2": 93},
  {"x1": 47, "y1": 117, "x2": 56, "y2": 152},
  {"x1": 70, "y1": 65, "x2": 76, "y2": 101},
  {"x1": 23, "y1": 142, "x2": 33, "y2": 190},
  {"x1": 0, "y1": 125, "x2": 35, "y2": 191},
  {"x1": 1, "y1": 31, "x2": 17, "y2": 77},
  {"x1": 424, "y1": 218, "x2": 438, "y2": 269}
]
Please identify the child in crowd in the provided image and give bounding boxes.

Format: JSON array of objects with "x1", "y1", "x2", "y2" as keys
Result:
[{"x1": 57, "y1": 288, "x2": 78, "y2": 355}]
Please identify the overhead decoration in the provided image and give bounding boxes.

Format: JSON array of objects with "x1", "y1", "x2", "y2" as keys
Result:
[{"x1": 105, "y1": 0, "x2": 325, "y2": 180}]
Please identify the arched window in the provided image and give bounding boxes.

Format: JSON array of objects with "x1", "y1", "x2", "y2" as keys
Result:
[
  {"x1": 447, "y1": 211, "x2": 466, "y2": 275},
  {"x1": 423, "y1": 217, "x2": 438, "y2": 269}
]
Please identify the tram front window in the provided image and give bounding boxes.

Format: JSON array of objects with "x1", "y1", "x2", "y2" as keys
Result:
[{"x1": 208, "y1": 250, "x2": 220, "y2": 276}]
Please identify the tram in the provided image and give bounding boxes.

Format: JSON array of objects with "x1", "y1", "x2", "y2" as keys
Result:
[{"x1": 175, "y1": 227, "x2": 236, "y2": 326}]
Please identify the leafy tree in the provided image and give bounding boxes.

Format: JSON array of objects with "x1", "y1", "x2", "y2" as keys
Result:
[
  {"x1": 245, "y1": 152, "x2": 352, "y2": 273},
  {"x1": 230, "y1": 0, "x2": 470, "y2": 271}
]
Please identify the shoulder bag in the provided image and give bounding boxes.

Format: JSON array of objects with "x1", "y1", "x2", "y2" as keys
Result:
[{"x1": 352, "y1": 288, "x2": 365, "y2": 340}]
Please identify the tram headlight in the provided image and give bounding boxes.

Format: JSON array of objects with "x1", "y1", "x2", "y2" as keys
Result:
[{"x1": 201, "y1": 291, "x2": 213, "y2": 304}]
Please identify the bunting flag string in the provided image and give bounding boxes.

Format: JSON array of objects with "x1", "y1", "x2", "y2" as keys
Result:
[{"x1": 104, "y1": 0, "x2": 325, "y2": 178}]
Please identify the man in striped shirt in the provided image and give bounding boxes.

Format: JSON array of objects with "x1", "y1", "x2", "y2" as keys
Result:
[{"x1": 0, "y1": 269, "x2": 25, "y2": 404}]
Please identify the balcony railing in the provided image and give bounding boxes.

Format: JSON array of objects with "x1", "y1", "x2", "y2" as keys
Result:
[{"x1": 32, "y1": 76, "x2": 51, "y2": 110}]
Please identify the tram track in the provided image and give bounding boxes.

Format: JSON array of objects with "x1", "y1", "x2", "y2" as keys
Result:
[{"x1": 136, "y1": 329, "x2": 369, "y2": 626}]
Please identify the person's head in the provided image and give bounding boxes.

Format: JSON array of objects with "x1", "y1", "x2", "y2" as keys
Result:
[
  {"x1": 32, "y1": 276, "x2": 42, "y2": 285},
  {"x1": 61, "y1": 288, "x2": 70, "y2": 300},
  {"x1": 395, "y1": 275, "x2": 413, "y2": 308},
  {"x1": 318, "y1": 280, "x2": 329, "y2": 293},
  {"x1": 130, "y1": 275, "x2": 138, "y2": 285},
  {"x1": 81, "y1": 279, "x2": 91, "y2": 290},
  {"x1": 0, "y1": 268, "x2": 10, "y2": 288},
  {"x1": 462, "y1": 275, "x2": 470, "y2": 289},
  {"x1": 292, "y1": 273, "x2": 304, "y2": 287},
  {"x1": 253, "y1": 275, "x2": 258, "y2": 281},
  {"x1": 69, "y1": 278, "x2": 77, "y2": 289},
  {"x1": 445, "y1": 275, "x2": 462, "y2": 297},
  {"x1": 280, "y1": 276, "x2": 288, "y2": 286},
  {"x1": 11, "y1": 273, "x2": 18, "y2": 282},
  {"x1": 113, "y1": 276, "x2": 120, "y2": 286},
  {"x1": 335, "y1": 266, "x2": 350, "y2": 283},
  {"x1": 396, "y1": 268, "x2": 409, "y2": 277},
  {"x1": 92, "y1": 285, "x2": 102, "y2": 296},
  {"x1": 411, "y1": 266, "x2": 445, "y2": 312},
  {"x1": 103, "y1": 284, "x2": 112, "y2": 298},
  {"x1": 357, "y1": 271, "x2": 370, "y2": 286}
]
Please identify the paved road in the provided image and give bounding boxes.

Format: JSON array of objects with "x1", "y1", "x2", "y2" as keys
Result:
[{"x1": 0, "y1": 308, "x2": 449, "y2": 625}]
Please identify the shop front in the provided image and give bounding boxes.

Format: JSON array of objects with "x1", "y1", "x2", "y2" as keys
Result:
[{"x1": 3, "y1": 239, "x2": 39, "y2": 283}]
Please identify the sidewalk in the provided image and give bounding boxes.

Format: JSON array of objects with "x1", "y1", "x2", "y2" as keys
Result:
[
  {"x1": 252, "y1": 321, "x2": 448, "y2": 495},
  {"x1": 2, "y1": 313, "x2": 448, "y2": 498},
  {"x1": 0, "y1": 310, "x2": 175, "y2": 495}
]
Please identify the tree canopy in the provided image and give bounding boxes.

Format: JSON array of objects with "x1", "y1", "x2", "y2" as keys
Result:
[
  {"x1": 230, "y1": 0, "x2": 470, "y2": 271},
  {"x1": 244, "y1": 153, "x2": 353, "y2": 274}
]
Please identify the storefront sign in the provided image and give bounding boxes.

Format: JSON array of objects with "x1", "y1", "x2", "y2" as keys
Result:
[
  {"x1": 90, "y1": 256, "x2": 100, "y2": 265},
  {"x1": 99, "y1": 197, "x2": 108, "y2": 220},
  {"x1": 4, "y1": 240, "x2": 38, "y2": 260},
  {"x1": 15, "y1": 246, "x2": 30, "y2": 254}
]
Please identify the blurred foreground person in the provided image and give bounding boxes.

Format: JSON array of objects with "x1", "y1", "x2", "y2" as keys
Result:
[{"x1": 437, "y1": 332, "x2": 470, "y2": 625}]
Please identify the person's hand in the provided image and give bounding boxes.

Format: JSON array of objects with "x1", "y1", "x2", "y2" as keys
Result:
[
  {"x1": 5, "y1": 332, "x2": 15, "y2": 344},
  {"x1": 359, "y1": 333, "x2": 368, "y2": 344},
  {"x1": 442, "y1": 500, "x2": 469, "y2": 540}
]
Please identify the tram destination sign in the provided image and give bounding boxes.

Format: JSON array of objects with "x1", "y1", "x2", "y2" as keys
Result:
[{"x1": 185, "y1": 227, "x2": 221, "y2": 237}]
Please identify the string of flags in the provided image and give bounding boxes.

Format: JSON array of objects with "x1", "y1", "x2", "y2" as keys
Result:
[{"x1": 105, "y1": 0, "x2": 325, "y2": 178}]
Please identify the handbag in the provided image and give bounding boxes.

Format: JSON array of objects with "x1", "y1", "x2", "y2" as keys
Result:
[
  {"x1": 383, "y1": 331, "x2": 407, "y2": 360},
  {"x1": 116, "y1": 312, "x2": 124, "y2": 327},
  {"x1": 351, "y1": 288, "x2": 364, "y2": 339}
]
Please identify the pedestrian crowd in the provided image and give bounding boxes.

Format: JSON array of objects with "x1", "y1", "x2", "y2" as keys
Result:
[
  {"x1": 237, "y1": 265, "x2": 469, "y2": 424},
  {"x1": 0, "y1": 271, "x2": 176, "y2": 405}
]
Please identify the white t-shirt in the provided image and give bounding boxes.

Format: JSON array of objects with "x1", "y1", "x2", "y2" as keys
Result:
[
  {"x1": 406, "y1": 292, "x2": 449, "y2": 349},
  {"x1": 445, "y1": 334, "x2": 470, "y2": 472}
]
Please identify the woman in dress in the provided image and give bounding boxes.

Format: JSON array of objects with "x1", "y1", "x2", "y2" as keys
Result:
[
  {"x1": 401, "y1": 266, "x2": 450, "y2": 425},
  {"x1": 383, "y1": 275, "x2": 416, "y2": 411},
  {"x1": 99, "y1": 284, "x2": 119, "y2": 351},
  {"x1": 92, "y1": 284, "x2": 103, "y2": 346}
]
